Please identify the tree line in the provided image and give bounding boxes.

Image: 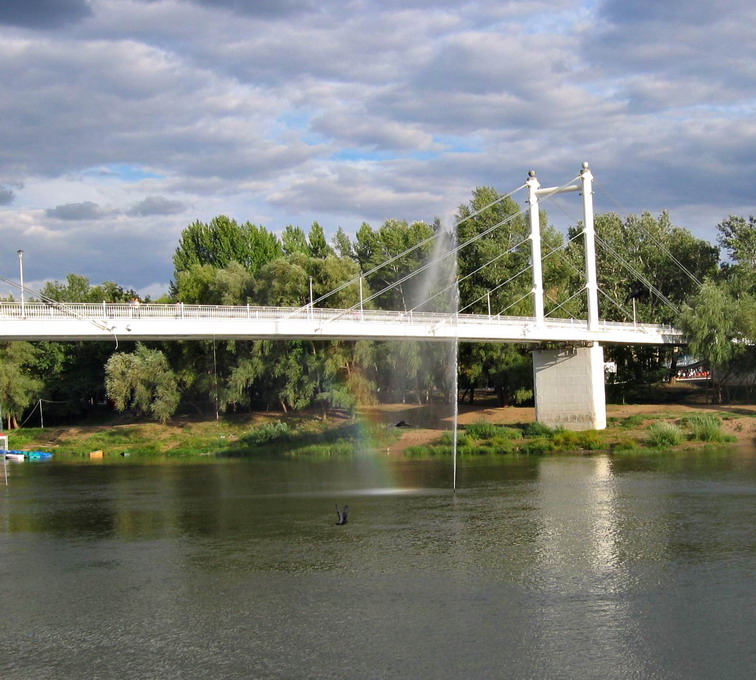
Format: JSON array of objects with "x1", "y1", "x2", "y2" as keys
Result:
[{"x1": 1, "y1": 189, "x2": 753, "y2": 428}]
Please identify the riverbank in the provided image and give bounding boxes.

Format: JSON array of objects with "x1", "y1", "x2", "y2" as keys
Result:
[
  {"x1": 5, "y1": 400, "x2": 755, "y2": 459},
  {"x1": 371, "y1": 401, "x2": 756, "y2": 454}
]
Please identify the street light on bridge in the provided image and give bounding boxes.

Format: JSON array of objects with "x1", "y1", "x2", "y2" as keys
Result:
[{"x1": 16, "y1": 249, "x2": 24, "y2": 318}]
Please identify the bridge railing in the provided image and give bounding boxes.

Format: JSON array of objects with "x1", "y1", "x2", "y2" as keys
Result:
[{"x1": 0, "y1": 301, "x2": 680, "y2": 335}]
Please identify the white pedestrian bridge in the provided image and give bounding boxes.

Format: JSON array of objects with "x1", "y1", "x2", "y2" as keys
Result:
[{"x1": 0, "y1": 301, "x2": 683, "y2": 346}]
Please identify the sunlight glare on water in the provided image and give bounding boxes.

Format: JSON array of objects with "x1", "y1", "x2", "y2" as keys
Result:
[{"x1": 1, "y1": 449, "x2": 754, "y2": 679}]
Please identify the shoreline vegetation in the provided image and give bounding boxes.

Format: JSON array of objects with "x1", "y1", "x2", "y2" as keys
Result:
[{"x1": 6, "y1": 400, "x2": 755, "y2": 461}]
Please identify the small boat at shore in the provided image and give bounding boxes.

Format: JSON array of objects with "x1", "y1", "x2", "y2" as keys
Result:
[{"x1": 4, "y1": 450, "x2": 54, "y2": 461}]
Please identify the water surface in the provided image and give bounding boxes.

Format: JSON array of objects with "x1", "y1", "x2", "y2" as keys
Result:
[{"x1": 2, "y1": 449, "x2": 754, "y2": 679}]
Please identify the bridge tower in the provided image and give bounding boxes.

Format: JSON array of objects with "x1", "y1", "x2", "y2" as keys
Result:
[{"x1": 529, "y1": 162, "x2": 607, "y2": 431}]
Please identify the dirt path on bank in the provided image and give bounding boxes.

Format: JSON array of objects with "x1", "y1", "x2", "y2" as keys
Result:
[{"x1": 360, "y1": 401, "x2": 756, "y2": 453}]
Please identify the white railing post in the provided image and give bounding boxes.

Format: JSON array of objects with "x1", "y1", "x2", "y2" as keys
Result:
[
  {"x1": 526, "y1": 170, "x2": 545, "y2": 326},
  {"x1": 580, "y1": 162, "x2": 599, "y2": 331}
]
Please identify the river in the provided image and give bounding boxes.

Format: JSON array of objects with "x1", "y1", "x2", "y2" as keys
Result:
[{"x1": 1, "y1": 448, "x2": 754, "y2": 679}]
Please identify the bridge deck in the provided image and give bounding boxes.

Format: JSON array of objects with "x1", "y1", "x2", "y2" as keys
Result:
[{"x1": 0, "y1": 302, "x2": 683, "y2": 345}]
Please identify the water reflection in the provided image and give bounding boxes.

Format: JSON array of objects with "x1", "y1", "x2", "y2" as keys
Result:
[{"x1": 1, "y1": 451, "x2": 755, "y2": 679}]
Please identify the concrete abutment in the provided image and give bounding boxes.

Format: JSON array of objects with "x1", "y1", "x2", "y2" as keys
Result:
[{"x1": 532, "y1": 343, "x2": 607, "y2": 431}]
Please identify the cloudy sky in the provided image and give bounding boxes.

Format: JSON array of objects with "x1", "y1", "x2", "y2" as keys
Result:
[{"x1": 0, "y1": 0, "x2": 754, "y2": 298}]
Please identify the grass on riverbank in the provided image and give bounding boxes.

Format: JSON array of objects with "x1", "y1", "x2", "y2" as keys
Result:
[
  {"x1": 6, "y1": 413, "x2": 400, "y2": 459},
  {"x1": 4, "y1": 403, "x2": 751, "y2": 460},
  {"x1": 405, "y1": 410, "x2": 741, "y2": 457}
]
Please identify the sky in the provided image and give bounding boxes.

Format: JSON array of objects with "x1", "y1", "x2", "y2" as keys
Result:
[{"x1": 0, "y1": 0, "x2": 754, "y2": 299}]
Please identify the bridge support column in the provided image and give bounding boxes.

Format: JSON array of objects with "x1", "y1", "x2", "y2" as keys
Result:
[{"x1": 532, "y1": 343, "x2": 606, "y2": 431}]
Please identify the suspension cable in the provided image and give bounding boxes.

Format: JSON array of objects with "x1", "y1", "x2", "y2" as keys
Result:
[
  {"x1": 368, "y1": 175, "x2": 585, "y2": 316},
  {"x1": 594, "y1": 180, "x2": 703, "y2": 287},
  {"x1": 544, "y1": 286, "x2": 586, "y2": 320},
  {"x1": 324, "y1": 199, "x2": 534, "y2": 321},
  {"x1": 496, "y1": 289, "x2": 534, "y2": 317},
  {"x1": 419, "y1": 234, "x2": 531, "y2": 314},
  {"x1": 288, "y1": 183, "x2": 528, "y2": 316},
  {"x1": 0, "y1": 274, "x2": 114, "y2": 333},
  {"x1": 594, "y1": 235, "x2": 679, "y2": 313}
]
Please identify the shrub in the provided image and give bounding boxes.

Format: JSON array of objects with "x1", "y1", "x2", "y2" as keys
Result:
[
  {"x1": 495, "y1": 427, "x2": 524, "y2": 440},
  {"x1": 489, "y1": 434, "x2": 522, "y2": 452},
  {"x1": 684, "y1": 414, "x2": 733, "y2": 442},
  {"x1": 456, "y1": 433, "x2": 471, "y2": 447},
  {"x1": 646, "y1": 421, "x2": 683, "y2": 448},
  {"x1": 620, "y1": 415, "x2": 646, "y2": 429},
  {"x1": 466, "y1": 422, "x2": 523, "y2": 441},
  {"x1": 245, "y1": 421, "x2": 291, "y2": 445},
  {"x1": 552, "y1": 430, "x2": 581, "y2": 449},
  {"x1": 578, "y1": 431, "x2": 605, "y2": 450},
  {"x1": 519, "y1": 438, "x2": 555, "y2": 455},
  {"x1": 465, "y1": 422, "x2": 499, "y2": 440},
  {"x1": 491, "y1": 440, "x2": 515, "y2": 454},
  {"x1": 524, "y1": 422, "x2": 554, "y2": 438},
  {"x1": 610, "y1": 437, "x2": 639, "y2": 452}
]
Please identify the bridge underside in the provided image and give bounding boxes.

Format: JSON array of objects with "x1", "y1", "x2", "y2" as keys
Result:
[{"x1": 0, "y1": 314, "x2": 682, "y2": 346}]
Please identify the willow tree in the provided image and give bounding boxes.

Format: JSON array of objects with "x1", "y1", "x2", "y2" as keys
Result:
[
  {"x1": 105, "y1": 344, "x2": 180, "y2": 423},
  {"x1": 0, "y1": 342, "x2": 43, "y2": 429}
]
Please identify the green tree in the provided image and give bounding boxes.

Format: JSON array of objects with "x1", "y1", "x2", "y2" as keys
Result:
[
  {"x1": 566, "y1": 211, "x2": 718, "y2": 324},
  {"x1": 564, "y1": 211, "x2": 719, "y2": 392},
  {"x1": 308, "y1": 221, "x2": 334, "y2": 259},
  {"x1": 171, "y1": 217, "x2": 282, "y2": 290},
  {"x1": 281, "y1": 225, "x2": 309, "y2": 256},
  {"x1": 717, "y1": 215, "x2": 756, "y2": 273},
  {"x1": 717, "y1": 215, "x2": 756, "y2": 295},
  {"x1": 333, "y1": 227, "x2": 355, "y2": 260},
  {"x1": 355, "y1": 219, "x2": 435, "y2": 311},
  {"x1": 0, "y1": 342, "x2": 43, "y2": 429},
  {"x1": 679, "y1": 281, "x2": 756, "y2": 401},
  {"x1": 41, "y1": 274, "x2": 137, "y2": 303},
  {"x1": 36, "y1": 275, "x2": 138, "y2": 422},
  {"x1": 105, "y1": 344, "x2": 180, "y2": 423},
  {"x1": 173, "y1": 262, "x2": 256, "y2": 304}
]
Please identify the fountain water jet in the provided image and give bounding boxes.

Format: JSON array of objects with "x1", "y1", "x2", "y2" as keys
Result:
[{"x1": 412, "y1": 221, "x2": 460, "y2": 491}]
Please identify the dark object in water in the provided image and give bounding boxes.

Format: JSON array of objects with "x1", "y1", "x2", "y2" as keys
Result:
[
  {"x1": 335, "y1": 504, "x2": 349, "y2": 526},
  {"x1": 394, "y1": 420, "x2": 412, "y2": 428}
]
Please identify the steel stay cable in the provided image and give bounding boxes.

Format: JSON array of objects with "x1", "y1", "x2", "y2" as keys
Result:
[
  {"x1": 597, "y1": 287, "x2": 637, "y2": 322},
  {"x1": 0, "y1": 274, "x2": 114, "y2": 332},
  {"x1": 593, "y1": 180, "x2": 702, "y2": 287},
  {"x1": 416, "y1": 234, "x2": 531, "y2": 314},
  {"x1": 496, "y1": 289, "x2": 534, "y2": 317},
  {"x1": 594, "y1": 235, "x2": 679, "y2": 313},
  {"x1": 457, "y1": 227, "x2": 585, "y2": 315},
  {"x1": 323, "y1": 201, "x2": 534, "y2": 321},
  {"x1": 530, "y1": 185, "x2": 675, "y2": 320},
  {"x1": 544, "y1": 286, "x2": 586, "y2": 320},
  {"x1": 335, "y1": 175, "x2": 583, "y2": 320},
  {"x1": 286, "y1": 183, "x2": 528, "y2": 317}
]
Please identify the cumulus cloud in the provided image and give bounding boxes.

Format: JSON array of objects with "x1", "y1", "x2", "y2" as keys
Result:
[
  {"x1": 0, "y1": 185, "x2": 15, "y2": 205},
  {"x1": 0, "y1": 0, "x2": 92, "y2": 29},
  {"x1": 0, "y1": 0, "x2": 753, "y2": 294},
  {"x1": 46, "y1": 201, "x2": 107, "y2": 220},
  {"x1": 127, "y1": 195, "x2": 185, "y2": 216}
]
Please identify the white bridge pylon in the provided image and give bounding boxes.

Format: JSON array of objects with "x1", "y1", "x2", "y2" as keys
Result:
[{"x1": 526, "y1": 161, "x2": 599, "y2": 329}]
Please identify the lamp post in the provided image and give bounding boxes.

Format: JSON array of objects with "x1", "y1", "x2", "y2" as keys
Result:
[{"x1": 17, "y1": 250, "x2": 24, "y2": 318}]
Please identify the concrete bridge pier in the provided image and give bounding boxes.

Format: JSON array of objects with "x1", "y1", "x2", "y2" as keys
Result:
[{"x1": 532, "y1": 343, "x2": 607, "y2": 431}]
